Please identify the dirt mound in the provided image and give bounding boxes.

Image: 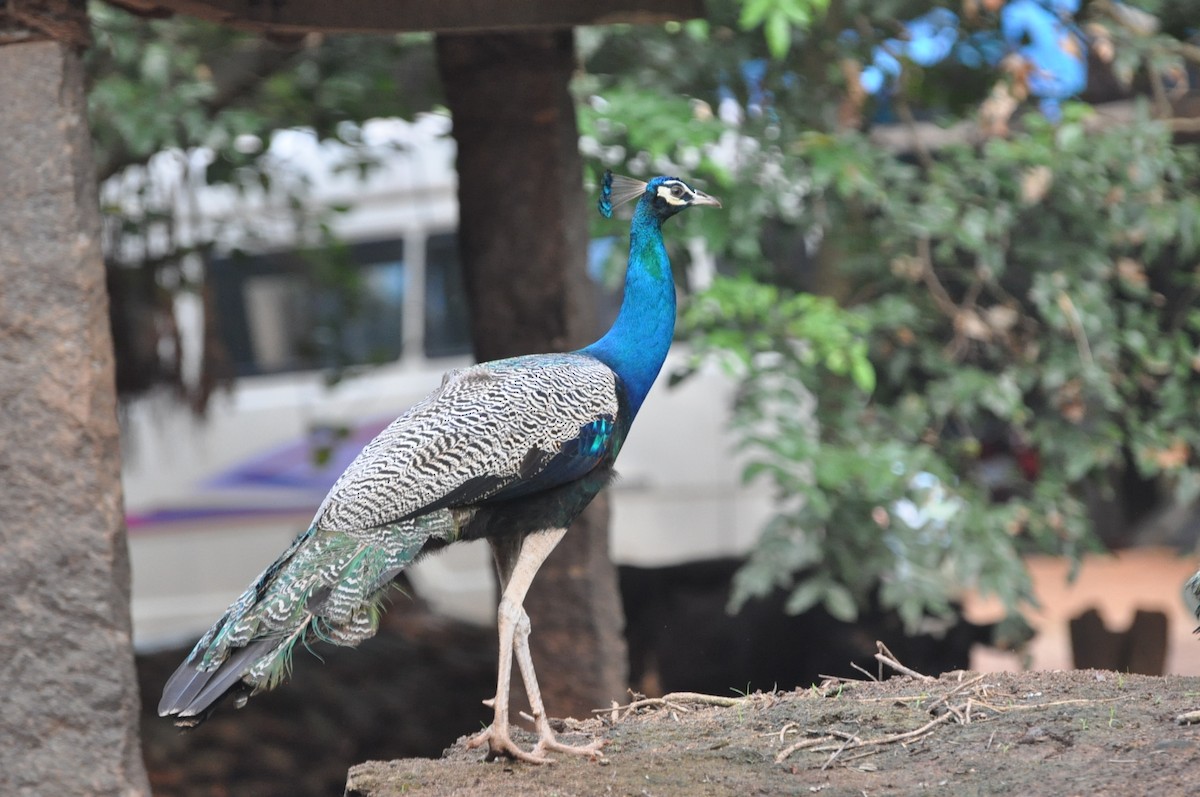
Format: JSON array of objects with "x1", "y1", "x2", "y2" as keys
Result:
[{"x1": 348, "y1": 669, "x2": 1200, "y2": 797}]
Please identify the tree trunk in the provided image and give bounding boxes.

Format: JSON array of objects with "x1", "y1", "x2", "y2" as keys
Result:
[
  {"x1": 435, "y1": 29, "x2": 628, "y2": 718},
  {"x1": 0, "y1": 41, "x2": 151, "y2": 796}
]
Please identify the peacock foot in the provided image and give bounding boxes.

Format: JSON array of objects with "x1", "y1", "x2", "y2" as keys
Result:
[
  {"x1": 466, "y1": 723, "x2": 553, "y2": 765},
  {"x1": 530, "y1": 727, "x2": 606, "y2": 760}
]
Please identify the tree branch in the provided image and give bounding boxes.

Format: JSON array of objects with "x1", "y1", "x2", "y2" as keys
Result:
[
  {"x1": 95, "y1": 35, "x2": 306, "y2": 181},
  {"x1": 869, "y1": 99, "x2": 1200, "y2": 156}
]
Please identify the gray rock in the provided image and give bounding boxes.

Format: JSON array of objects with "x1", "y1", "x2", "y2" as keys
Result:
[{"x1": 0, "y1": 39, "x2": 150, "y2": 797}]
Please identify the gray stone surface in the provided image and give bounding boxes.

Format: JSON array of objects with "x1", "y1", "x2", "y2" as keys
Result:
[{"x1": 0, "y1": 40, "x2": 151, "y2": 797}]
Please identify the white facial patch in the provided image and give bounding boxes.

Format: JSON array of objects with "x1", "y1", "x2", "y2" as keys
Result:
[{"x1": 656, "y1": 182, "x2": 692, "y2": 206}]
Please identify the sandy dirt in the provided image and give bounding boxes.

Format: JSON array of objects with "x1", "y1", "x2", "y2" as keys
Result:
[{"x1": 347, "y1": 669, "x2": 1200, "y2": 797}]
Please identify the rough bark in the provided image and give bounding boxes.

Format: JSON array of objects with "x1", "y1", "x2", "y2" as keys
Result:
[
  {"x1": 435, "y1": 29, "x2": 628, "y2": 719},
  {"x1": 0, "y1": 41, "x2": 151, "y2": 796}
]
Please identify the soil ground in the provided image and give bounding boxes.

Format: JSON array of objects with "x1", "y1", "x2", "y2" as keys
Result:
[
  {"x1": 139, "y1": 548, "x2": 1200, "y2": 796},
  {"x1": 347, "y1": 670, "x2": 1200, "y2": 797}
]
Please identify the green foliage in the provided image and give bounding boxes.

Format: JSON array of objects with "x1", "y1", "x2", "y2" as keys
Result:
[
  {"x1": 88, "y1": 2, "x2": 440, "y2": 403},
  {"x1": 738, "y1": 0, "x2": 830, "y2": 59},
  {"x1": 581, "y1": 1, "x2": 1200, "y2": 630},
  {"x1": 88, "y1": 3, "x2": 436, "y2": 180}
]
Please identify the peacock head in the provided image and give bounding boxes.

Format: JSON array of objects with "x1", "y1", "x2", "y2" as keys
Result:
[{"x1": 598, "y1": 171, "x2": 721, "y2": 222}]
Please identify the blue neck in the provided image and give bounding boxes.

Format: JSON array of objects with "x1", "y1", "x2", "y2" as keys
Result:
[{"x1": 581, "y1": 199, "x2": 676, "y2": 415}]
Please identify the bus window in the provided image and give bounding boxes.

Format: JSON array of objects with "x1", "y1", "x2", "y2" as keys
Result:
[
  {"x1": 209, "y1": 238, "x2": 407, "y2": 376},
  {"x1": 422, "y1": 233, "x2": 472, "y2": 359}
]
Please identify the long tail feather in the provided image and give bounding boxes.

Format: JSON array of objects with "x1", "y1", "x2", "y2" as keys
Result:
[
  {"x1": 159, "y1": 514, "x2": 455, "y2": 723},
  {"x1": 159, "y1": 638, "x2": 275, "y2": 720}
]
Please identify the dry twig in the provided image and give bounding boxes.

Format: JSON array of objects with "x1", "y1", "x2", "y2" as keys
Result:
[
  {"x1": 777, "y1": 708, "x2": 957, "y2": 764},
  {"x1": 777, "y1": 644, "x2": 984, "y2": 768},
  {"x1": 875, "y1": 641, "x2": 937, "y2": 683},
  {"x1": 849, "y1": 661, "x2": 880, "y2": 682},
  {"x1": 596, "y1": 691, "x2": 755, "y2": 721}
]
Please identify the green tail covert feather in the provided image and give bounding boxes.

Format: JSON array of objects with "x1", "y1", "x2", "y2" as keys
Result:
[{"x1": 159, "y1": 512, "x2": 457, "y2": 718}]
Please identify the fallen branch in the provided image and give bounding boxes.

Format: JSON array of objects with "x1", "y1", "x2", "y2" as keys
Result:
[
  {"x1": 777, "y1": 708, "x2": 957, "y2": 764},
  {"x1": 973, "y1": 697, "x2": 1121, "y2": 714},
  {"x1": 849, "y1": 661, "x2": 880, "y2": 682},
  {"x1": 875, "y1": 640, "x2": 937, "y2": 682},
  {"x1": 923, "y1": 673, "x2": 989, "y2": 714},
  {"x1": 596, "y1": 691, "x2": 756, "y2": 721}
]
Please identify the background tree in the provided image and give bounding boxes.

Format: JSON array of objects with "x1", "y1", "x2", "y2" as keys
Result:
[
  {"x1": 435, "y1": 28, "x2": 627, "y2": 719},
  {"x1": 577, "y1": 0, "x2": 1200, "y2": 633}
]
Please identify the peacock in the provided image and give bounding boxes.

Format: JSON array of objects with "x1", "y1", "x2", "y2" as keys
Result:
[{"x1": 158, "y1": 171, "x2": 719, "y2": 762}]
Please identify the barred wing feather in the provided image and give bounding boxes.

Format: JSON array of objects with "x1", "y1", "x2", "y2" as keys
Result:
[{"x1": 315, "y1": 352, "x2": 620, "y2": 532}]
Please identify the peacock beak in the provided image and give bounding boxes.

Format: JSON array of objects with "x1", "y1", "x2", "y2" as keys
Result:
[{"x1": 691, "y1": 190, "x2": 722, "y2": 208}]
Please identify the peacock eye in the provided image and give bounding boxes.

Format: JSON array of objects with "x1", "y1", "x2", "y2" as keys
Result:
[{"x1": 670, "y1": 185, "x2": 684, "y2": 198}]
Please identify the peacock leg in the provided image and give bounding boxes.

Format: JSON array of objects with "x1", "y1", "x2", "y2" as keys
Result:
[
  {"x1": 467, "y1": 528, "x2": 568, "y2": 763},
  {"x1": 511, "y1": 607, "x2": 606, "y2": 759}
]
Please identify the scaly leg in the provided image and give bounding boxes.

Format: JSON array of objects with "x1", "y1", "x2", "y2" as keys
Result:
[
  {"x1": 511, "y1": 607, "x2": 605, "y2": 759},
  {"x1": 467, "y1": 529, "x2": 568, "y2": 763}
]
